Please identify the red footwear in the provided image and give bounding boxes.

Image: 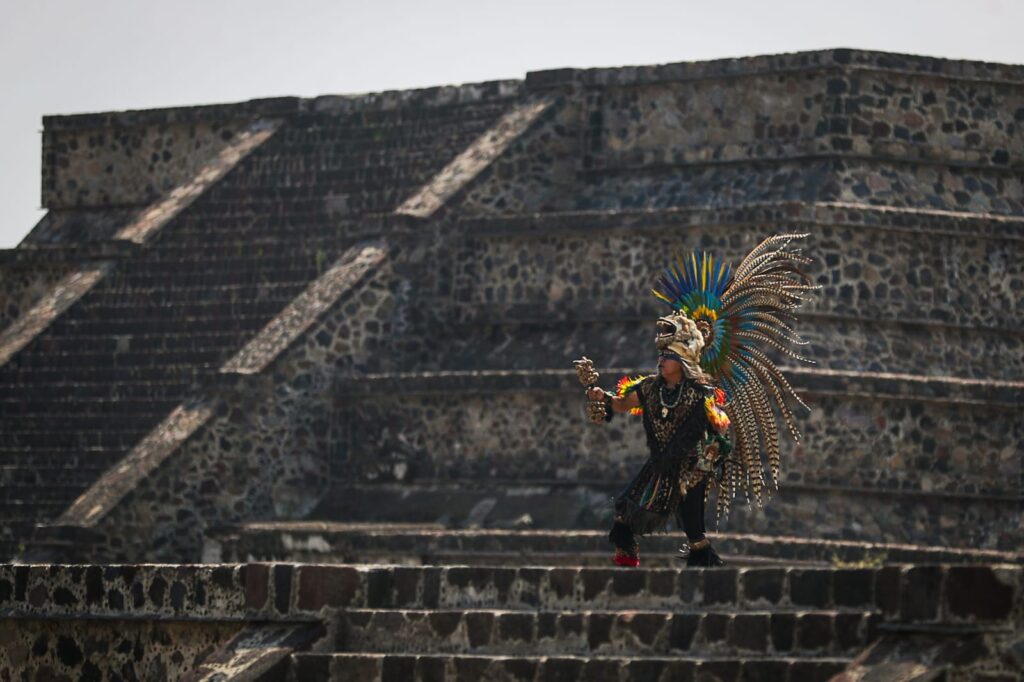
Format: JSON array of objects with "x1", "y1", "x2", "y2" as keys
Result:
[{"x1": 613, "y1": 549, "x2": 640, "y2": 567}]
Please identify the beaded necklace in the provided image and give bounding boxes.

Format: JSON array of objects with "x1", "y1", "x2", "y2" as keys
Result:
[{"x1": 658, "y1": 380, "x2": 684, "y2": 418}]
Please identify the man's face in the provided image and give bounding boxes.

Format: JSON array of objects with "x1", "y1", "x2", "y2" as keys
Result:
[{"x1": 658, "y1": 354, "x2": 684, "y2": 378}]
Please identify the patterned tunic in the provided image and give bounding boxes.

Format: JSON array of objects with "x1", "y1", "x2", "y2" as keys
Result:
[{"x1": 614, "y1": 375, "x2": 725, "y2": 535}]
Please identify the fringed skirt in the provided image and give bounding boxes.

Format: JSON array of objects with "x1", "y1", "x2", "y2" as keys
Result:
[{"x1": 614, "y1": 456, "x2": 699, "y2": 536}]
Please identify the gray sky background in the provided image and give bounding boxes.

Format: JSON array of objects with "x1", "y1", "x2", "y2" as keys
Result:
[{"x1": 2, "y1": 0, "x2": 1022, "y2": 247}]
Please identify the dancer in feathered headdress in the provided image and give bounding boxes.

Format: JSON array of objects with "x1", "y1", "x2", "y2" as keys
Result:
[{"x1": 575, "y1": 234, "x2": 818, "y2": 567}]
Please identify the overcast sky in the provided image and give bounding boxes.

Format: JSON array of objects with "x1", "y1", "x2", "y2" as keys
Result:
[{"x1": 2, "y1": 0, "x2": 1022, "y2": 247}]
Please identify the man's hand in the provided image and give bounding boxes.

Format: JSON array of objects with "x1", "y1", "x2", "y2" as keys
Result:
[{"x1": 587, "y1": 387, "x2": 608, "y2": 402}]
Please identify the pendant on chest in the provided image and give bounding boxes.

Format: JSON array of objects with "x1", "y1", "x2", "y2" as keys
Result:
[{"x1": 660, "y1": 406, "x2": 670, "y2": 419}]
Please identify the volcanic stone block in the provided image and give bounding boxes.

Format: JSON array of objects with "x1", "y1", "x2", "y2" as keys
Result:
[
  {"x1": 392, "y1": 566, "x2": 422, "y2": 608},
  {"x1": 581, "y1": 658, "x2": 622, "y2": 682},
  {"x1": 874, "y1": 566, "x2": 902, "y2": 617},
  {"x1": 503, "y1": 658, "x2": 539, "y2": 680},
  {"x1": 611, "y1": 569, "x2": 645, "y2": 596},
  {"x1": 622, "y1": 612, "x2": 665, "y2": 647},
  {"x1": 944, "y1": 566, "x2": 1015, "y2": 621},
  {"x1": 901, "y1": 565, "x2": 943, "y2": 621},
  {"x1": 334, "y1": 655, "x2": 381, "y2": 680},
  {"x1": 731, "y1": 613, "x2": 769, "y2": 652},
  {"x1": 679, "y1": 571, "x2": 702, "y2": 603},
  {"x1": 790, "y1": 569, "x2": 833, "y2": 608},
  {"x1": 381, "y1": 656, "x2": 416, "y2": 682},
  {"x1": 297, "y1": 566, "x2": 359, "y2": 611},
  {"x1": 273, "y1": 564, "x2": 293, "y2": 614},
  {"x1": 834, "y1": 612, "x2": 866, "y2": 652},
  {"x1": 541, "y1": 657, "x2": 584, "y2": 680},
  {"x1": 703, "y1": 570, "x2": 737, "y2": 606},
  {"x1": 582, "y1": 569, "x2": 613, "y2": 601},
  {"x1": 740, "y1": 568, "x2": 785, "y2": 606},
  {"x1": 698, "y1": 659, "x2": 740, "y2": 681},
  {"x1": 243, "y1": 564, "x2": 269, "y2": 611},
  {"x1": 647, "y1": 569, "x2": 675, "y2": 597},
  {"x1": 366, "y1": 568, "x2": 394, "y2": 609},
  {"x1": 548, "y1": 568, "x2": 576, "y2": 599},
  {"x1": 623, "y1": 659, "x2": 666, "y2": 681},
  {"x1": 833, "y1": 568, "x2": 873, "y2": 607},
  {"x1": 741, "y1": 659, "x2": 792, "y2": 682},
  {"x1": 428, "y1": 611, "x2": 461, "y2": 639},
  {"x1": 465, "y1": 612, "x2": 494, "y2": 648},
  {"x1": 770, "y1": 613, "x2": 796, "y2": 652},
  {"x1": 421, "y1": 569, "x2": 441, "y2": 609},
  {"x1": 703, "y1": 613, "x2": 730, "y2": 644},
  {"x1": 669, "y1": 613, "x2": 700, "y2": 651},
  {"x1": 537, "y1": 611, "x2": 557, "y2": 640},
  {"x1": 587, "y1": 612, "x2": 614, "y2": 650},
  {"x1": 558, "y1": 612, "x2": 584, "y2": 637},
  {"x1": 498, "y1": 612, "x2": 534, "y2": 643},
  {"x1": 795, "y1": 613, "x2": 833, "y2": 651}
]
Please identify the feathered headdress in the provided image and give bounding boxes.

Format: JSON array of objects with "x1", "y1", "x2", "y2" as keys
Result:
[{"x1": 652, "y1": 233, "x2": 819, "y2": 518}]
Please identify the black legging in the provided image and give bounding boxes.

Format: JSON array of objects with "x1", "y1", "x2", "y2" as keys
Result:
[{"x1": 675, "y1": 478, "x2": 707, "y2": 542}]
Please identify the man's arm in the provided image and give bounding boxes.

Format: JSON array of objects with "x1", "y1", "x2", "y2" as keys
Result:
[{"x1": 586, "y1": 387, "x2": 641, "y2": 413}]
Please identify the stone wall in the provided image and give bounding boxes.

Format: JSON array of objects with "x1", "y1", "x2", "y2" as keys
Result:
[
  {"x1": 460, "y1": 49, "x2": 1024, "y2": 217},
  {"x1": 0, "y1": 620, "x2": 241, "y2": 681},
  {"x1": 0, "y1": 563, "x2": 327, "y2": 681},
  {"x1": 442, "y1": 208, "x2": 1024, "y2": 379},
  {"x1": 40, "y1": 98, "x2": 301, "y2": 210},
  {"x1": 335, "y1": 375, "x2": 1021, "y2": 549},
  {"x1": 586, "y1": 69, "x2": 1024, "y2": 169}
]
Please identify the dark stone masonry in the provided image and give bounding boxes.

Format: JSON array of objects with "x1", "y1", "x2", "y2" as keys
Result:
[{"x1": 0, "y1": 48, "x2": 1022, "y2": 679}]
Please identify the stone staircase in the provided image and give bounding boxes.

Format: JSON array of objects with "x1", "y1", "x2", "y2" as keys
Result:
[
  {"x1": 288, "y1": 562, "x2": 880, "y2": 682},
  {"x1": 1, "y1": 560, "x2": 1019, "y2": 682},
  {"x1": 203, "y1": 523, "x2": 1020, "y2": 680}
]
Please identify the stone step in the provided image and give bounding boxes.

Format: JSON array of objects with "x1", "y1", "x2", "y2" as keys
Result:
[
  {"x1": 30, "y1": 331, "x2": 249, "y2": 356},
  {"x1": 289, "y1": 109, "x2": 509, "y2": 131},
  {"x1": 83, "y1": 281, "x2": 309, "y2": 304},
  {"x1": 0, "y1": 380, "x2": 190, "y2": 399},
  {"x1": 113, "y1": 250, "x2": 337, "y2": 270},
  {"x1": 0, "y1": 464, "x2": 110, "y2": 484},
  {"x1": 0, "y1": 397, "x2": 177, "y2": 416},
  {"x1": 100, "y1": 268, "x2": 320, "y2": 290},
  {"x1": 224, "y1": 164, "x2": 453, "y2": 187},
  {"x1": 0, "y1": 363, "x2": 215, "y2": 384},
  {"x1": 4, "y1": 348, "x2": 226, "y2": 371},
  {"x1": 88, "y1": 278, "x2": 311, "y2": 296},
  {"x1": 257, "y1": 549, "x2": 820, "y2": 569},
  {"x1": 71, "y1": 298, "x2": 294, "y2": 319},
  {"x1": 336, "y1": 607, "x2": 878, "y2": 658},
  {"x1": 0, "y1": 451, "x2": 122, "y2": 468},
  {"x1": 0, "y1": 428, "x2": 148, "y2": 448},
  {"x1": 0, "y1": 499, "x2": 76, "y2": 519},
  {"x1": 290, "y1": 103, "x2": 510, "y2": 127},
  {"x1": 289, "y1": 652, "x2": 851, "y2": 682},
  {"x1": 216, "y1": 523, "x2": 1023, "y2": 567},
  {"x1": 0, "y1": 413, "x2": 167, "y2": 432},
  {"x1": 267, "y1": 123, "x2": 499, "y2": 151},
  {"x1": 283, "y1": 564, "x2": 883, "y2": 613},
  {"x1": 0, "y1": 483, "x2": 96, "y2": 502},
  {"x1": 48, "y1": 314, "x2": 271, "y2": 336}
]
